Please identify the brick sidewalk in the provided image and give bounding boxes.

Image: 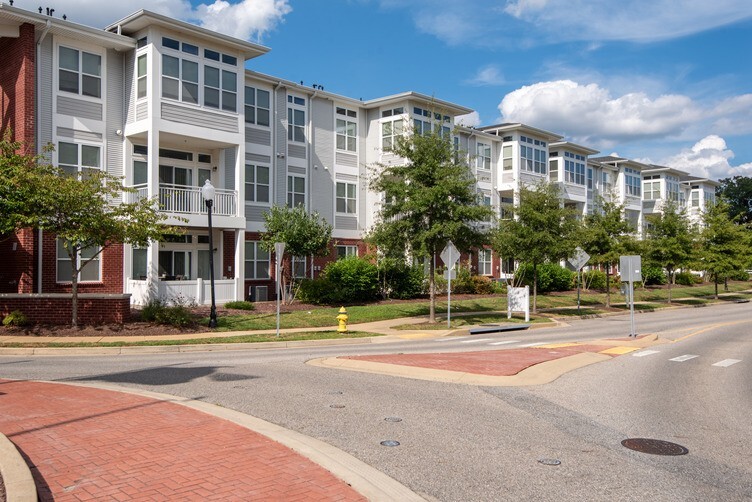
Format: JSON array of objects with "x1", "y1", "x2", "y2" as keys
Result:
[{"x1": 0, "y1": 380, "x2": 365, "y2": 501}]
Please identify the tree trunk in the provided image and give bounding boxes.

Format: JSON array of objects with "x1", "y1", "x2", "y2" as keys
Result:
[
  {"x1": 667, "y1": 269, "x2": 673, "y2": 304},
  {"x1": 70, "y1": 266, "x2": 79, "y2": 327},
  {"x1": 532, "y1": 262, "x2": 538, "y2": 314},
  {"x1": 429, "y1": 253, "x2": 436, "y2": 323},
  {"x1": 605, "y1": 261, "x2": 611, "y2": 308},
  {"x1": 714, "y1": 277, "x2": 719, "y2": 299}
]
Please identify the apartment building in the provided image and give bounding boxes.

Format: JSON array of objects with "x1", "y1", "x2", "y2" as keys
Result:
[
  {"x1": 641, "y1": 165, "x2": 719, "y2": 226},
  {"x1": 0, "y1": 3, "x2": 723, "y2": 311}
]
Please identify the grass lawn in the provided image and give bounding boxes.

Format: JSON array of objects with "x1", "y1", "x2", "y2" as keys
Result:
[{"x1": 392, "y1": 313, "x2": 548, "y2": 330}]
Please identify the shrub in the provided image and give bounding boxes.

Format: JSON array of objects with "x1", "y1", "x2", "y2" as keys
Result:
[
  {"x1": 674, "y1": 271, "x2": 696, "y2": 286},
  {"x1": 2, "y1": 310, "x2": 28, "y2": 327},
  {"x1": 451, "y1": 265, "x2": 475, "y2": 294},
  {"x1": 515, "y1": 263, "x2": 574, "y2": 293},
  {"x1": 728, "y1": 269, "x2": 750, "y2": 281},
  {"x1": 642, "y1": 265, "x2": 667, "y2": 285},
  {"x1": 154, "y1": 305, "x2": 193, "y2": 327},
  {"x1": 378, "y1": 259, "x2": 425, "y2": 299},
  {"x1": 140, "y1": 299, "x2": 164, "y2": 322},
  {"x1": 582, "y1": 270, "x2": 607, "y2": 290},
  {"x1": 225, "y1": 300, "x2": 255, "y2": 311},
  {"x1": 297, "y1": 257, "x2": 381, "y2": 305},
  {"x1": 297, "y1": 278, "x2": 334, "y2": 305}
]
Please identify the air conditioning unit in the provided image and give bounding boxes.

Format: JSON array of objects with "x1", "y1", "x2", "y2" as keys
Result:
[{"x1": 247, "y1": 285, "x2": 269, "y2": 302}]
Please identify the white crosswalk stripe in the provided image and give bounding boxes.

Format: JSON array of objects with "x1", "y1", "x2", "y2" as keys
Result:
[
  {"x1": 712, "y1": 359, "x2": 741, "y2": 367},
  {"x1": 518, "y1": 342, "x2": 547, "y2": 347},
  {"x1": 461, "y1": 338, "x2": 493, "y2": 344},
  {"x1": 669, "y1": 354, "x2": 699, "y2": 362},
  {"x1": 632, "y1": 350, "x2": 661, "y2": 357},
  {"x1": 435, "y1": 336, "x2": 466, "y2": 342},
  {"x1": 489, "y1": 340, "x2": 520, "y2": 346}
]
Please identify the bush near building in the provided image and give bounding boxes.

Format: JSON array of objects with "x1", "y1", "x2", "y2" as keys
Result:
[
  {"x1": 298, "y1": 257, "x2": 380, "y2": 305},
  {"x1": 515, "y1": 263, "x2": 574, "y2": 293}
]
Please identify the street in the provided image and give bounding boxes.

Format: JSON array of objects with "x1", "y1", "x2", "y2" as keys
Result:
[{"x1": 1, "y1": 302, "x2": 750, "y2": 501}]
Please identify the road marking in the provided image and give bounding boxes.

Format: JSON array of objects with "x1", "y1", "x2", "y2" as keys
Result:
[
  {"x1": 712, "y1": 359, "x2": 741, "y2": 367},
  {"x1": 518, "y1": 342, "x2": 547, "y2": 347},
  {"x1": 489, "y1": 340, "x2": 520, "y2": 346},
  {"x1": 600, "y1": 346, "x2": 639, "y2": 355},
  {"x1": 632, "y1": 350, "x2": 661, "y2": 357},
  {"x1": 669, "y1": 354, "x2": 699, "y2": 362},
  {"x1": 435, "y1": 336, "x2": 466, "y2": 342},
  {"x1": 461, "y1": 338, "x2": 493, "y2": 344}
]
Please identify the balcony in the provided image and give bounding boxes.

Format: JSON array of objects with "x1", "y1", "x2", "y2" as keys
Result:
[{"x1": 125, "y1": 184, "x2": 237, "y2": 216}]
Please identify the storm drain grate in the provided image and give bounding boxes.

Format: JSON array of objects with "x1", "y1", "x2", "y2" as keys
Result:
[
  {"x1": 538, "y1": 458, "x2": 561, "y2": 466},
  {"x1": 621, "y1": 438, "x2": 688, "y2": 455},
  {"x1": 380, "y1": 440, "x2": 400, "y2": 447},
  {"x1": 384, "y1": 417, "x2": 402, "y2": 423},
  {"x1": 330, "y1": 404, "x2": 345, "y2": 409}
]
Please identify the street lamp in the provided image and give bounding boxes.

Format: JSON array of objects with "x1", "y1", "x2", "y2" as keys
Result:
[{"x1": 201, "y1": 179, "x2": 218, "y2": 328}]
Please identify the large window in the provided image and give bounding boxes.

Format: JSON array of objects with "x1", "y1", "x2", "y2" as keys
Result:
[
  {"x1": 244, "y1": 86, "x2": 270, "y2": 126},
  {"x1": 478, "y1": 249, "x2": 492, "y2": 276},
  {"x1": 704, "y1": 190, "x2": 716, "y2": 207},
  {"x1": 158, "y1": 250, "x2": 191, "y2": 280},
  {"x1": 245, "y1": 241, "x2": 270, "y2": 279},
  {"x1": 336, "y1": 245, "x2": 358, "y2": 259},
  {"x1": 58, "y1": 142, "x2": 100, "y2": 177},
  {"x1": 624, "y1": 168, "x2": 641, "y2": 197},
  {"x1": 476, "y1": 143, "x2": 491, "y2": 170},
  {"x1": 336, "y1": 107, "x2": 357, "y2": 152},
  {"x1": 204, "y1": 66, "x2": 237, "y2": 111},
  {"x1": 520, "y1": 136, "x2": 547, "y2": 174},
  {"x1": 381, "y1": 119, "x2": 404, "y2": 150},
  {"x1": 287, "y1": 95, "x2": 306, "y2": 143},
  {"x1": 59, "y1": 46, "x2": 101, "y2": 98},
  {"x1": 666, "y1": 175, "x2": 680, "y2": 202},
  {"x1": 643, "y1": 178, "x2": 661, "y2": 200},
  {"x1": 57, "y1": 239, "x2": 100, "y2": 283},
  {"x1": 245, "y1": 164, "x2": 270, "y2": 203},
  {"x1": 287, "y1": 175, "x2": 305, "y2": 208},
  {"x1": 336, "y1": 182, "x2": 356, "y2": 214},
  {"x1": 564, "y1": 152, "x2": 586, "y2": 185}
]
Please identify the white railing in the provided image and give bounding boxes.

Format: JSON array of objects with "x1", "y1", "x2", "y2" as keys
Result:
[
  {"x1": 125, "y1": 184, "x2": 237, "y2": 216},
  {"x1": 127, "y1": 278, "x2": 237, "y2": 306}
]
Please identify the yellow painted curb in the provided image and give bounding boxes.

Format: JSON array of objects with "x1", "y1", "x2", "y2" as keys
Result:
[{"x1": 599, "y1": 346, "x2": 639, "y2": 355}]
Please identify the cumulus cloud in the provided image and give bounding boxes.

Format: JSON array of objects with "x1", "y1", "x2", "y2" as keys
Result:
[
  {"x1": 658, "y1": 136, "x2": 752, "y2": 179},
  {"x1": 455, "y1": 111, "x2": 482, "y2": 128},
  {"x1": 464, "y1": 65, "x2": 505, "y2": 86},
  {"x1": 34, "y1": 0, "x2": 290, "y2": 42}
]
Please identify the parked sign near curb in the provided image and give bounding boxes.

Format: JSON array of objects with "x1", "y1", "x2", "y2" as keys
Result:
[{"x1": 441, "y1": 241, "x2": 460, "y2": 328}]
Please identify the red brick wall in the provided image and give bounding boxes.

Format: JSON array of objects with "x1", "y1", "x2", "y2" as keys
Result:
[
  {"x1": 0, "y1": 22, "x2": 36, "y2": 146},
  {"x1": 0, "y1": 229, "x2": 37, "y2": 294},
  {"x1": 222, "y1": 231, "x2": 235, "y2": 279},
  {"x1": 0, "y1": 294, "x2": 131, "y2": 325},
  {"x1": 41, "y1": 232, "x2": 124, "y2": 294}
]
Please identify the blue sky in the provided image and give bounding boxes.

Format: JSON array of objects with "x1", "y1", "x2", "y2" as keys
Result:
[{"x1": 49, "y1": 0, "x2": 752, "y2": 179}]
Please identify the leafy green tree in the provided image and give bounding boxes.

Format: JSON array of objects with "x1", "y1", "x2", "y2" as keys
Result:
[
  {"x1": 492, "y1": 181, "x2": 580, "y2": 313},
  {"x1": 581, "y1": 197, "x2": 636, "y2": 307},
  {"x1": 699, "y1": 200, "x2": 750, "y2": 298},
  {"x1": 717, "y1": 176, "x2": 752, "y2": 224},
  {"x1": 644, "y1": 202, "x2": 695, "y2": 303},
  {"x1": 368, "y1": 126, "x2": 493, "y2": 322},
  {"x1": 261, "y1": 205, "x2": 332, "y2": 303}
]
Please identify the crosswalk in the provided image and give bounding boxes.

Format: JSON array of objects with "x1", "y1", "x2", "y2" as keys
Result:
[{"x1": 632, "y1": 349, "x2": 743, "y2": 368}]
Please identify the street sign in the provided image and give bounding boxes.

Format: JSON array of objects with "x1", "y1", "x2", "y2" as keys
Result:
[
  {"x1": 508, "y1": 286, "x2": 530, "y2": 322},
  {"x1": 440, "y1": 241, "x2": 460, "y2": 328},
  {"x1": 619, "y1": 255, "x2": 641, "y2": 282},
  {"x1": 569, "y1": 247, "x2": 590, "y2": 271},
  {"x1": 440, "y1": 241, "x2": 460, "y2": 267},
  {"x1": 443, "y1": 269, "x2": 457, "y2": 280},
  {"x1": 274, "y1": 242, "x2": 286, "y2": 268}
]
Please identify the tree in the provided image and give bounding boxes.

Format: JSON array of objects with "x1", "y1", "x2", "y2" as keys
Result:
[
  {"x1": 644, "y1": 202, "x2": 695, "y2": 303},
  {"x1": 260, "y1": 205, "x2": 332, "y2": 303},
  {"x1": 492, "y1": 181, "x2": 580, "y2": 313},
  {"x1": 699, "y1": 200, "x2": 750, "y2": 298},
  {"x1": 581, "y1": 196, "x2": 636, "y2": 307},
  {"x1": 717, "y1": 176, "x2": 752, "y2": 224},
  {"x1": 368, "y1": 126, "x2": 493, "y2": 322}
]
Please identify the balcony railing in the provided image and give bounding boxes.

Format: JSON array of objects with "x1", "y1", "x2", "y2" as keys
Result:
[{"x1": 125, "y1": 184, "x2": 237, "y2": 216}]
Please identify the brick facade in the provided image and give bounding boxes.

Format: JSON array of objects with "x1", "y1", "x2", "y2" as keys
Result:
[
  {"x1": 0, "y1": 294, "x2": 131, "y2": 324},
  {"x1": 0, "y1": 22, "x2": 35, "y2": 147},
  {"x1": 222, "y1": 231, "x2": 235, "y2": 279},
  {"x1": 40, "y1": 232, "x2": 124, "y2": 294}
]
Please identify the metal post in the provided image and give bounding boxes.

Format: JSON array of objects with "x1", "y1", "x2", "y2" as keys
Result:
[
  {"x1": 629, "y1": 280, "x2": 636, "y2": 337},
  {"x1": 275, "y1": 242, "x2": 285, "y2": 338},
  {"x1": 577, "y1": 270, "x2": 581, "y2": 315},
  {"x1": 206, "y1": 199, "x2": 217, "y2": 328},
  {"x1": 447, "y1": 271, "x2": 452, "y2": 328}
]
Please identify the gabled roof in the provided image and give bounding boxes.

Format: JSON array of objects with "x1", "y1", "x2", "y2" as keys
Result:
[
  {"x1": 591, "y1": 155, "x2": 651, "y2": 170},
  {"x1": 549, "y1": 141, "x2": 599, "y2": 156},
  {"x1": 363, "y1": 92, "x2": 473, "y2": 116}
]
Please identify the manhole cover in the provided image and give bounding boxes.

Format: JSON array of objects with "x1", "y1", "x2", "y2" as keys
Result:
[
  {"x1": 380, "y1": 440, "x2": 400, "y2": 447},
  {"x1": 621, "y1": 438, "x2": 688, "y2": 455},
  {"x1": 538, "y1": 458, "x2": 561, "y2": 466},
  {"x1": 384, "y1": 417, "x2": 403, "y2": 422},
  {"x1": 330, "y1": 404, "x2": 345, "y2": 409}
]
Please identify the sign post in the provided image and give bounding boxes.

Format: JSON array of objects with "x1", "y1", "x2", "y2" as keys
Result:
[
  {"x1": 275, "y1": 242, "x2": 285, "y2": 338},
  {"x1": 569, "y1": 247, "x2": 590, "y2": 315},
  {"x1": 441, "y1": 241, "x2": 460, "y2": 328},
  {"x1": 619, "y1": 255, "x2": 641, "y2": 337}
]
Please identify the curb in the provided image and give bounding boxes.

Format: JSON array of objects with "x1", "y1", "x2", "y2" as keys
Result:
[{"x1": 0, "y1": 433, "x2": 37, "y2": 502}]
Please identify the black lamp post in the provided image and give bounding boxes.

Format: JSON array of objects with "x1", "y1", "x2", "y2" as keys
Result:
[{"x1": 202, "y1": 179, "x2": 218, "y2": 328}]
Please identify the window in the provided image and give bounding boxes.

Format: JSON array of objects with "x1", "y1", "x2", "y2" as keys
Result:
[
  {"x1": 520, "y1": 136, "x2": 547, "y2": 174},
  {"x1": 57, "y1": 239, "x2": 101, "y2": 282},
  {"x1": 691, "y1": 190, "x2": 700, "y2": 207},
  {"x1": 564, "y1": 160, "x2": 585, "y2": 185},
  {"x1": 133, "y1": 160, "x2": 147, "y2": 185},
  {"x1": 381, "y1": 107, "x2": 404, "y2": 117},
  {"x1": 58, "y1": 142, "x2": 100, "y2": 177},
  {"x1": 381, "y1": 119, "x2": 404, "y2": 150},
  {"x1": 476, "y1": 143, "x2": 491, "y2": 170},
  {"x1": 59, "y1": 46, "x2": 101, "y2": 98},
  {"x1": 482, "y1": 194, "x2": 492, "y2": 222},
  {"x1": 244, "y1": 86, "x2": 270, "y2": 126},
  {"x1": 137, "y1": 54, "x2": 147, "y2": 99},
  {"x1": 336, "y1": 245, "x2": 358, "y2": 259},
  {"x1": 602, "y1": 172, "x2": 611, "y2": 191},
  {"x1": 287, "y1": 175, "x2": 305, "y2": 207},
  {"x1": 159, "y1": 165, "x2": 192, "y2": 187},
  {"x1": 245, "y1": 164, "x2": 270, "y2": 203},
  {"x1": 502, "y1": 144, "x2": 513, "y2": 171},
  {"x1": 245, "y1": 241, "x2": 270, "y2": 279},
  {"x1": 158, "y1": 250, "x2": 191, "y2": 279},
  {"x1": 336, "y1": 108, "x2": 357, "y2": 151},
  {"x1": 666, "y1": 175, "x2": 680, "y2": 202},
  {"x1": 704, "y1": 190, "x2": 715, "y2": 207},
  {"x1": 643, "y1": 180, "x2": 661, "y2": 200},
  {"x1": 203, "y1": 66, "x2": 237, "y2": 111},
  {"x1": 287, "y1": 97, "x2": 305, "y2": 142},
  {"x1": 132, "y1": 248, "x2": 147, "y2": 280},
  {"x1": 336, "y1": 182, "x2": 357, "y2": 214},
  {"x1": 292, "y1": 256, "x2": 306, "y2": 278},
  {"x1": 478, "y1": 249, "x2": 492, "y2": 276},
  {"x1": 587, "y1": 168, "x2": 593, "y2": 189},
  {"x1": 624, "y1": 168, "x2": 641, "y2": 197}
]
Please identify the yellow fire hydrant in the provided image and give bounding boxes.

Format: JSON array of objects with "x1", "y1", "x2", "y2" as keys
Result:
[{"x1": 336, "y1": 306, "x2": 348, "y2": 333}]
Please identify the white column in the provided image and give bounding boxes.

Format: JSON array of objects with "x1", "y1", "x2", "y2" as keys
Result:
[{"x1": 235, "y1": 229, "x2": 245, "y2": 301}]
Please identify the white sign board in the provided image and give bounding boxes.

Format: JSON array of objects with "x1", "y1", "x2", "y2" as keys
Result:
[
  {"x1": 274, "y1": 242, "x2": 286, "y2": 268},
  {"x1": 443, "y1": 269, "x2": 457, "y2": 280},
  {"x1": 569, "y1": 247, "x2": 590, "y2": 271},
  {"x1": 619, "y1": 255, "x2": 642, "y2": 283},
  {"x1": 440, "y1": 241, "x2": 460, "y2": 267},
  {"x1": 507, "y1": 286, "x2": 530, "y2": 322}
]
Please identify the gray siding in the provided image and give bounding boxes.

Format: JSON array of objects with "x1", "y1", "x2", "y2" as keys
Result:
[
  {"x1": 38, "y1": 36, "x2": 53, "y2": 156},
  {"x1": 57, "y1": 95, "x2": 103, "y2": 121},
  {"x1": 312, "y1": 98, "x2": 334, "y2": 221},
  {"x1": 288, "y1": 165, "x2": 306, "y2": 175},
  {"x1": 335, "y1": 216, "x2": 358, "y2": 230},
  {"x1": 136, "y1": 102, "x2": 147, "y2": 121},
  {"x1": 245, "y1": 205, "x2": 267, "y2": 222},
  {"x1": 288, "y1": 144, "x2": 306, "y2": 159},
  {"x1": 124, "y1": 50, "x2": 135, "y2": 124},
  {"x1": 224, "y1": 147, "x2": 236, "y2": 190},
  {"x1": 161, "y1": 102, "x2": 238, "y2": 133},
  {"x1": 246, "y1": 153, "x2": 271, "y2": 164},
  {"x1": 335, "y1": 152, "x2": 357, "y2": 168},
  {"x1": 246, "y1": 126, "x2": 271, "y2": 145},
  {"x1": 275, "y1": 89, "x2": 287, "y2": 206},
  {"x1": 106, "y1": 49, "x2": 124, "y2": 183},
  {"x1": 56, "y1": 127, "x2": 102, "y2": 142},
  {"x1": 336, "y1": 173, "x2": 357, "y2": 182}
]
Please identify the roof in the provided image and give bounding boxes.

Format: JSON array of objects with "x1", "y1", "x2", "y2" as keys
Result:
[
  {"x1": 105, "y1": 10, "x2": 269, "y2": 60},
  {"x1": 478, "y1": 123, "x2": 563, "y2": 142},
  {"x1": 363, "y1": 92, "x2": 473, "y2": 116},
  {"x1": 549, "y1": 140, "x2": 599, "y2": 156}
]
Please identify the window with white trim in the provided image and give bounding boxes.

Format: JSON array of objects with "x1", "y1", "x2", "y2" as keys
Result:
[
  {"x1": 587, "y1": 168, "x2": 593, "y2": 189},
  {"x1": 292, "y1": 255, "x2": 306, "y2": 278},
  {"x1": 520, "y1": 136, "x2": 547, "y2": 174},
  {"x1": 336, "y1": 107, "x2": 357, "y2": 152},
  {"x1": 704, "y1": 190, "x2": 715, "y2": 207},
  {"x1": 245, "y1": 241, "x2": 270, "y2": 279},
  {"x1": 244, "y1": 86, "x2": 270, "y2": 126},
  {"x1": 502, "y1": 144, "x2": 513, "y2": 171},
  {"x1": 478, "y1": 249, "x2": 492, "y2": 276},
  {"x1": 59, "y1": 46, "x2": 101, "y2": 98},
  {"x1": 58, "y1": 142, "x2": 101, "y2": 177},
  {"x1": 137, "y1": 54, "x2": 147, "y2": 99},
  {"x1": 381, "y1": 119, "x2": 404, "y2": 150},
  {"x1": 691, "y1": 190, "x2": 700, "y2": 207},
  {"x1": 336, "y1": 182, "x2": 356, "y2": 214},
  {"x1": 336, "y1": 245, "x2": 358, "y2": 259},
  {"x1": 643, "y1": 179, "x2": 661, "y2": 200},
  {"x1": 624, "y1": 168, "x2": 641, "y2": 197},
  {"x1": 476, "y1": 143, "x2": 491, "y2": 170},
  {"x1": 666, "y1": 175, "x2": 680, "y2": 202},
  {"x1": 287, "y1": 95, "x2": 306, "y2": 142},
  {"x1": 204, "y1": 66, "x2": 237, "y2": 111},
  {"x1": 158, "y1": 250, "x2": 192, "y2": 279},
  {"x1": 287, "y1": 175, "x2": 305, "y2": 207},
  {"x1": 57, "y1": 239, "x2": 101, "y2": 282},
  {"x1": 245, "y1": 164, "x2": 270, "y2": 203}
]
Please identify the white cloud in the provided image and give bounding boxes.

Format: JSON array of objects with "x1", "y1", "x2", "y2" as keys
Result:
[
  {"x1": 464, "y1": 65, "x2": 505, "y2": 86},
  {"x1": 455, "y1": 111, "x2": 482, "y2": 128},
  {"x1": 657, "y1": 135, "x2": 752, "y2": 179},
  {"x1": 34, "y1": 0, "x2": 291, "y2": 42}
]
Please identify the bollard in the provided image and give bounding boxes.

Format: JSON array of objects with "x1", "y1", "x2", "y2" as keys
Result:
[{"x1": 336, "y1": 306, "x2": 348, "y2": 333}]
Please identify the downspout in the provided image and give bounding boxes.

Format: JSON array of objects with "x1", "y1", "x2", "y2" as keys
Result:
[{"x1": 35, "y1": 20, "x2": 51, "y2": 294}]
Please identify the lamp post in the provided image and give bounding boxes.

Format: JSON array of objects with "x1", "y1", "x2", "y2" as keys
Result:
[{"x1": 201, "y1": 179, "x2": 218, "y2": 328}]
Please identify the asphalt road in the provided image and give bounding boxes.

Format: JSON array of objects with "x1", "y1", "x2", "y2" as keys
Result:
[{"x1": 2, "y1": 302, "x2": 750, "y2": 501}]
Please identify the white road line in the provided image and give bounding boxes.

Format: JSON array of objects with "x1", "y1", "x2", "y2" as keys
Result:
[
  {"x1": 669, "y1": 354, "x2": 699, "y2": 362},
  {"x1": 435, "y1": 337, "x2": 467, "y2": 342},
  {"x1": 518, "y1": 342, "x2": 547, "y2": 347},
  {"x1": 712, "y1": 359, "x2": 741, "y2": 367},
  {"x1": 632, "y1": 350, "x2": 661, "y2": 357},
  {"x1": 461, "y1": 338, "x2": 493, "y2": 344},
  {"x1": 489, "y1": 340, "x2": 520, "y2": 346}
]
